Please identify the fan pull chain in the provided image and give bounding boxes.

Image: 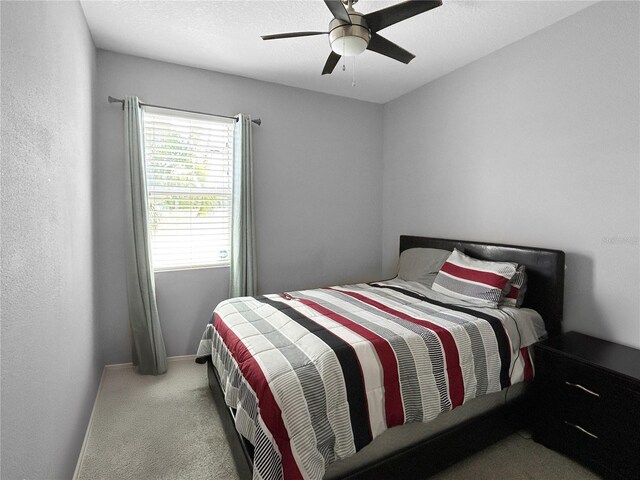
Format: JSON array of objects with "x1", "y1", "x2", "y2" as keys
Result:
[
  {"x1": 352, "y1": 56, "x2": 356, "y2": 87},
  {"x1": 342, "y1": 36, "x2": 346, "y2": 71}
]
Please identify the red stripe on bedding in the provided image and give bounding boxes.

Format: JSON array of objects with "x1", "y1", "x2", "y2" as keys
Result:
[
  {"x1": 213, "y1": 314, "x2": 302, "y2": 480},
  {"x1": 329, "y1": 288, "x2": 465, "y2": 409},
  {"x1": 505, "y1": 287, "x2": 519, "y2": 300},
  {"x1": 521, "y1": 346, "x2": 534, "y2": 383},
  {"x1": 296, "y1": 297, "x2": 404, "y2": 429},
  {"x1": 440, "y1": 262, "x2": 510, "y2": 289}
]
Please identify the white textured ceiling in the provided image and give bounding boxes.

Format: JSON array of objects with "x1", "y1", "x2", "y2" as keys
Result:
[{"x1": 81, "y1": 0, "x2": 596, "y2": 103}]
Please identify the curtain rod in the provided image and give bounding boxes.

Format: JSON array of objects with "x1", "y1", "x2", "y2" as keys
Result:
[{"x1": 107, "y1": 96, "x2": 261, "y2": 126}]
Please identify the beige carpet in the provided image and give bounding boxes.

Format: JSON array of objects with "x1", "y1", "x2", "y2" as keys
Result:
[{"x1": 75, "y1": 357, "x2": 600, "y2": 480}]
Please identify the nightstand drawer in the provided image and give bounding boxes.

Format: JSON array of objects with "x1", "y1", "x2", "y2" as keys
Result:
[
  {"x1": 545, "y1": 416, "x2": 640, "y2": 480},
  {"x1": 543, "y1": 349, "x2": 621, "y2": 400},
  {"x1": 548, "y1": 406, "x2": 640, "y2": 469}
]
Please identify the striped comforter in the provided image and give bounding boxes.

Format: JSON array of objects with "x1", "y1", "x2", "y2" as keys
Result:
[{"x1": 196, "y1": 280, "x2": 542, "y2": 480}]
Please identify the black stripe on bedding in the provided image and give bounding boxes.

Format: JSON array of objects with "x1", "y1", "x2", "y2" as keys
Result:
[
  {"x1": 256, "y1": 296, "x2": 373, "y2": 450},
  {"x1": 369, "y1": 284, "x2": 513, "y2": 388}
]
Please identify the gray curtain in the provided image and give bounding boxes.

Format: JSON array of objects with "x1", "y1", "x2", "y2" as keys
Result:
[
  {"x1": 229, "y1": 114, "x2": 257, "y2": 297},
  {"x1": 124, "y1": 96, "x2": 168, "y2": 375}
]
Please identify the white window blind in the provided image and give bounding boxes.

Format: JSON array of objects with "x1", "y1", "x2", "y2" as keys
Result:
[{"x1": 142, "y1": 106, "x2": 234, "y2": 271}]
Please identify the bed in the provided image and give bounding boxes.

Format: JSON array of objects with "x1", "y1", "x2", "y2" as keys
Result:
[{"x1": 196, "y1": 235, "x2": 565, "y2": 480}]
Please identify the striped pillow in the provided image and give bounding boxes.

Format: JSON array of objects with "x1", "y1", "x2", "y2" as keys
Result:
[
  {"x1": 502, "y1": 265, "x2": 528, "y2": 308},
  {"x1": 432, "y1": 249, "x2": 517, "y2": 307}
]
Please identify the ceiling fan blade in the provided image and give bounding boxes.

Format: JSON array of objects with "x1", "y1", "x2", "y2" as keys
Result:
[
  {"x1": 322, "y1": 51, "x2": 341, "y2": 75},
  {"x1": 324, "y1": 0, "x2": 351, "y2": 23},
  {"x1": 261, "y1": 31, "x2": 327, "y2": 40},
  {"x1": 364, "y1": 0, "x2": 442, "y2": 32},
  {"x1": 367, "y1": 33, "x2": 415, "y2": 64}
]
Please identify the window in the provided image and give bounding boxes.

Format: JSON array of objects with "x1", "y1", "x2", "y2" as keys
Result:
[{"x1": 142, "y1": 106, "x2": 234, "y2": 270}]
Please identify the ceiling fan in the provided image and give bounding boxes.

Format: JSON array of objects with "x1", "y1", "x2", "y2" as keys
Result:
[{"x1": 261, "y1": 0, "x2": 442, "y2": 75}]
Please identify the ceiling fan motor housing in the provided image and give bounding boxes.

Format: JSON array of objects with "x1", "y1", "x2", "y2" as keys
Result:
[{"x1": 329, "y1": 13, "x2": 371, "y2": 56}]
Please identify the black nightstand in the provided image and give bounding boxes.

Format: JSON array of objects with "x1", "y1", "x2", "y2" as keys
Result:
[{"x1": 532, "y1": 332, "x2": 640, "y2": 479}]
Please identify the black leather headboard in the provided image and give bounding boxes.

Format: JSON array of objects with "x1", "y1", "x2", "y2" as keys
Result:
[{"x1": 399, "y1": 235, "x2": 565, "y2": 338}]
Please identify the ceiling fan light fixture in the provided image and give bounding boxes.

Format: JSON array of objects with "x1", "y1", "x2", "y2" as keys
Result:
[
  {"x1": 328, "y1": 15, "x2": 371, "y2": 57},
  {"x1": 330, "y1": 34, "x2": 368, "y2": 56}
]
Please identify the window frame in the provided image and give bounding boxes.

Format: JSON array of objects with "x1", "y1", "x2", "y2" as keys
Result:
[{"x1": 141, "y1": 106, "x2": 235, "y2": 272}]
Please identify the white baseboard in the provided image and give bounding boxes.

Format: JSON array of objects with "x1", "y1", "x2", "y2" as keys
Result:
[
  {"x1": 103, "y1": 361, "x2": 134, "y2": 370},
  {"x1": 72, "y1": 366, "x2": 107, "y2": 480},
  {"x1": 103, "y1": 354, "x2": 196, "y2": 370},
  {"x1": 168, "y1": 354, "x2": 197, "y2": 362}
]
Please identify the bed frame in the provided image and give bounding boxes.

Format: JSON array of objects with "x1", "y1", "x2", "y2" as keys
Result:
[
  {"x1": 399, "y1": 236, "x2": 565, "y2": 338},
  {"x1": 206, "y1": 235, "x2": 565, "y2": 479}
]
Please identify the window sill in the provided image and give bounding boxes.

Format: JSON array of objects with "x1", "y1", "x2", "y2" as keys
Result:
[{"x1": 153, "y1": 264, "x2": 230, "y2": 274}]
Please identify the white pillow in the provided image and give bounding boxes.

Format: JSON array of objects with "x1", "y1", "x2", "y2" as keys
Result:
[{"x1": 398, "y1": 248, "x2": 452, "y2": 284}]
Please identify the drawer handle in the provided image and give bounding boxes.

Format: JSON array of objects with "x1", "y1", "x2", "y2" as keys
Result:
[
  {"x1": 564, "y1": 381, "x2": 600, "y2": 397},
  {"x1": 563, "y1": 420, "x2": 599, "y2": 440}
]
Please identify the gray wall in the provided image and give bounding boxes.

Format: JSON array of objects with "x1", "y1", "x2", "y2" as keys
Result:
[
  {"x1": 95, "y1": 51, "x2": 384, "y2": 364},
  {"x1": 2, "y1": 4, "x2": 638, "y2": 478},
  {"x1": 1, "y1": 1, "x2": 100, "y2": 478},
  {"x1": 382, "y1": 2, "x2": 640, "y2": 348}
]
